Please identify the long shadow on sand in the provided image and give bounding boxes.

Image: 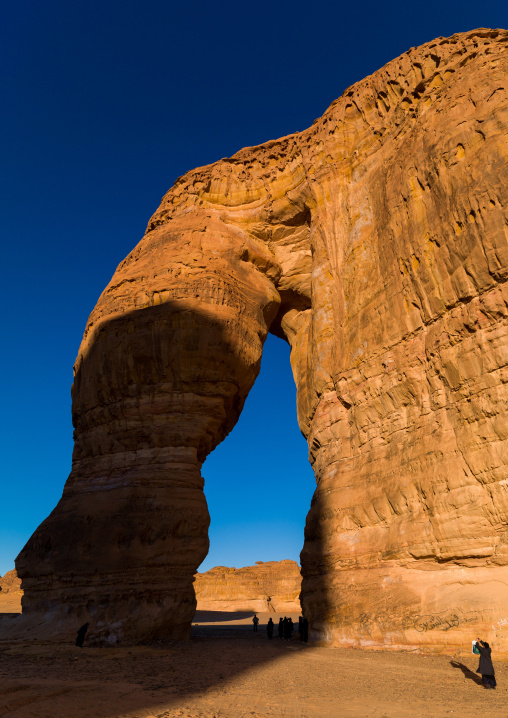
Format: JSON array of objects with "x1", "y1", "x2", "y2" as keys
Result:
[
  {"x1": 192, "y1": 610, "x2": 301, "y2": 639},
  {"x1": 0, "y1": 611, "x2": 306, "y2": 718},
  {"x1": 450, "y1": 660, "x2": 483, "y2": 685}
]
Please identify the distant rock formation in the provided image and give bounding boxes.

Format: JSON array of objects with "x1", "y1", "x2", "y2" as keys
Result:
[
  {"x1": 0, "y1": 565, "x2": 301, "y2": 616},
  {"x1": 13, "y1": 28, "x2": 508, "y2": 651},
  {"x1": 195, "y1": 561, "x2": 301, "y2": 613},
  {"x1": 0, "y1": 570, "x2": 22, "y2": 614},
  {"x1": 0, "y1": 570, "x2": 21, "y2": 595}
]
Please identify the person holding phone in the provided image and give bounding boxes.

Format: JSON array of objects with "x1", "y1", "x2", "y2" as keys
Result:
[{"x1": 475, "y1": 638, "x2": 496, "y2": 689}]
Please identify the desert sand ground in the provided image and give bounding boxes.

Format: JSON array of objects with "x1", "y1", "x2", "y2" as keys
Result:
[{"x1": 0, "y1": 596, "x2": 506, "y2": 717}]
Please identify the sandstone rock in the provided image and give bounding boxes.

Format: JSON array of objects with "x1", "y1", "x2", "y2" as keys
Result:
[
  {"x1": 0, "y1": 570, "x2": 21, "y2": 594},
  {"x1": 195, "y1": 560, "x2": 301, "y2": 613},
  {"x1": 13, "y1": 28, "x2": 508, "y2": 652},
  {"x1": 0, "y1": 570, "x2": 23, "y2": 614}
]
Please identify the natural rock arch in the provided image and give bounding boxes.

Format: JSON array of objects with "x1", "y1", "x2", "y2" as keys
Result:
[{"x1": 16, "y1": 28, "x2": 508, "y2": 652}]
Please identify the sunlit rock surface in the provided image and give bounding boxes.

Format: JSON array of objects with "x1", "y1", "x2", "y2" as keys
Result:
[
  {"x1": 14, "y1": 28, "x2": 508, "y2": 651},
  {"x1": 0, "y1": 570, "x2": 22, "y2": 614},
  {"x1": 0, "y1": 570, "x2": 21, "y2": 595},
  {"x1": 195, "y1": 561, "x2": 301, "y2": 613}
]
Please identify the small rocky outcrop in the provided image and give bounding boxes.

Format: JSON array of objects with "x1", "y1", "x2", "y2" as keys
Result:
[{"x1": 195, "y1": 560, "x2": 301, "y2": 613}]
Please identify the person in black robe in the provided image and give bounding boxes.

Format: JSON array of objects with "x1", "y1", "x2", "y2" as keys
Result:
[
  {"x1": 284, "y1": 616, "x2": 294, "y2": 640},
  {"x1": 252, "y1": 614, "x2": 259, "y2": 632},
  {"x1": 278, "y1": 617, "x2": 284, "y2": 638},
  {"x1": 475, "y1": 638, "x2": 496, "y2": 689},
  {"x1": 267, "y1": 617, "x2": 274, "y2": 639},
  {"x1": 75, "y1": 622, "x2": 89, "y2": 647}
]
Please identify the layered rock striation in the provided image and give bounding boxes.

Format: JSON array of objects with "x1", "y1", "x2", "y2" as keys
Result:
[
  {"x1": 195, "y1": 561, "x2": 301, "y2": 613},
  {"x1": 14, "y1": 28, "x2": 508, "y2": 651}
]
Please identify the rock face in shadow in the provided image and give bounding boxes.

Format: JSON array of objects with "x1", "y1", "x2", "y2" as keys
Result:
[
  {"x1": 15, "y1": 28, "x2": 508, "y2": 651},
  {"x1": 195, "y1": 561, "x2": 301, "y2": 613}
]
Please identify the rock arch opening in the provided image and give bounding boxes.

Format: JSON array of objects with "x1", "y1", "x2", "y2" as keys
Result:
[{"x1": 198, "y1": 333, "x2": 314, "y2": 574}]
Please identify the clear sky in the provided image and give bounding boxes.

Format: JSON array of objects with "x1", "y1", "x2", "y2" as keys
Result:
[{"x1": 1, "y1": 0, "x2": 506, "y2": 577}]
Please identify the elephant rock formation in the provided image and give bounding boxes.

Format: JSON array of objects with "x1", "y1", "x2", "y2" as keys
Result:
[{"x1": 16, "y1": 28, "x2": 508, "y2": 652}]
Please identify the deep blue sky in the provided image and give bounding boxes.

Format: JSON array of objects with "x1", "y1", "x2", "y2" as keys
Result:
[{"x1": 1, "y1": 0, "x2": 506, "y2": 577}]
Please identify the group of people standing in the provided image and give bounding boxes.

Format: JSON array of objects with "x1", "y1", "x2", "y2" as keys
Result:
[{"x1": 252, "y1": 615, "x2": 309, "y2": 642}]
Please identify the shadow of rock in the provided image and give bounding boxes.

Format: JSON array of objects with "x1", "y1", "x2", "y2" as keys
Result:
[
  {"x1": 0, "y1": 632, "x2": 302, "y2": 718},
  {"x1": 192, "y1": 610, "x2": 302, "y2": 639}
]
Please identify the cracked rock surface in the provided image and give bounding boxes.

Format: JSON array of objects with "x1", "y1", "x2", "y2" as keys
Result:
[{"x1": 14, "y1": 28, "x2": 508, "y2": 651}]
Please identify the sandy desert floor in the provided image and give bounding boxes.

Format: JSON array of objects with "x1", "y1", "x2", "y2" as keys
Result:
[{"x1": 0, "y1": 601, "x2": 507, "y2": 718}]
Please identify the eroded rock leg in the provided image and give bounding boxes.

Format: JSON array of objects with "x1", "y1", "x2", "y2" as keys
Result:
[{"x1": 16, "y1": 214, "x2": 280, "y2": 643}]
